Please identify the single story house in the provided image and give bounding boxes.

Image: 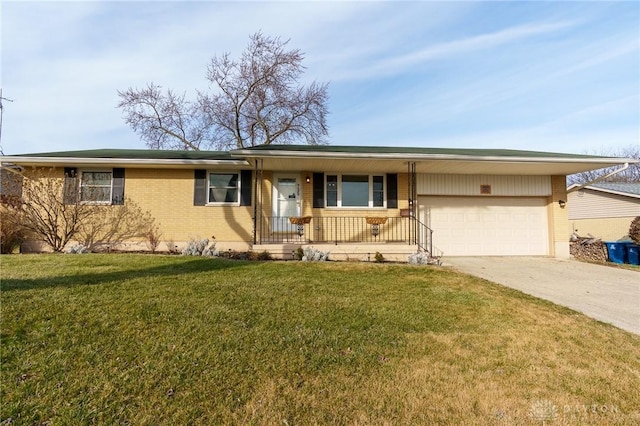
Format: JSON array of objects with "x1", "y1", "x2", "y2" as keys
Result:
[
  {"x1": 567, "y1": 182, "x2": 640, "y2": 241},
  {"x1": 1, "y1": 145, "x2": 635, "y2": 260}
]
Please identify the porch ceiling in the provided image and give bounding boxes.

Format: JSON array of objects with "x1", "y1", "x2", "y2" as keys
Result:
[{"x1": 254, "y1": 157, "x2": 628, "y2": 176}]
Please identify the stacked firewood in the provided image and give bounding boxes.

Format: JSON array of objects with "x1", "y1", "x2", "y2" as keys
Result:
[
  {"x1": 569, "y1": 233, "x2": 607, "y2": 262},
  {"x1": 629, "y1": 216, "x2": 640, "y2": 244}
]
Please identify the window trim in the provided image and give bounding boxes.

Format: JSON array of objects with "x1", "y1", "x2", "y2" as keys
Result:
[
  {"x1": 325, "y1": 173, "x2": 387, "y2": 209},
  {"x1": 206, "y1": 171, "x2": 241, "y2": 206},
  {"x1": 79, "y1": 170, "x2": 113, "y2": 205}
]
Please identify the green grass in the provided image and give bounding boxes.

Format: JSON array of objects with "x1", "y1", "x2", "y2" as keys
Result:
[{"x1": 2, "y1": 254, "x2": 639, "y2": 425}]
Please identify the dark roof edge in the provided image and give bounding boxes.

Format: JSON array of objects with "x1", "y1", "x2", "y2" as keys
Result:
[
  {"x1": 231, "y1": 146, "x2": 637, "y2": 164},
  {"x1": 567, "y1": 183, "x2": 640, "y2": 199}
]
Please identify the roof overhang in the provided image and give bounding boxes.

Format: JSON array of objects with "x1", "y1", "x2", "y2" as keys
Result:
[
  {"x1": 1, "y1": 146, "x2": 635, "y2": 176},
  {"x1": 231, "y1": 148, "x2": 636, "y2": 176},
  {"x1": 0, "y1": 156, "x2": 250, "y2": 169}
]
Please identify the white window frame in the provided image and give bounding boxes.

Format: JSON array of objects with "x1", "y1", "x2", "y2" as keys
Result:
[
  {"x1": 325, "y1": 173, "x2": 387, "y2": 208},
  {"x1": 206, "y1": 171, "x2": 241, "y2": 206},
  {"x1": 80, "y1": 170, "x2": 113, "y2": 204}
]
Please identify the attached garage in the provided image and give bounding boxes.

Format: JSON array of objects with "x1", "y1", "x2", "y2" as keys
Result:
[{"x1": 420, "y1": 196, "x2": 549, "y2": 256}]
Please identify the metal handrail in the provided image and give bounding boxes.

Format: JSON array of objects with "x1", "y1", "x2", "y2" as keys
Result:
[
  {"x1": 410, "y1": 216, "x2": 433, "y2": 255},
  {"x1": 258, "y1": 216, "x2": 434, "y2": 254}
]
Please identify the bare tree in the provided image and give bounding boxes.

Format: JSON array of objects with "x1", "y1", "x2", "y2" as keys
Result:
[
  {"x1": 1, "y1": 168, "x2": 157, "y2": 253},
  {"x1": 1, "y1": 168, "x2": 26, "y2": 253},
  {"x1": 568, "y1": 145, "x2": 640, "y2": 185},
  {"x1": 2, "y1": 168, "x2": 94, "y2": 252},
  {"x1": 117, "y1": 84, "x2": 211, "y2": 150},
  {"x1": 118, "y1": 32, "x2": 329, "y2": 150}
]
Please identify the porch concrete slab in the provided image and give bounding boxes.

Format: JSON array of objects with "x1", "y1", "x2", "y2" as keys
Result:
[{"x1": 444, "y1": 257, "x2": 640, "y2": 335}]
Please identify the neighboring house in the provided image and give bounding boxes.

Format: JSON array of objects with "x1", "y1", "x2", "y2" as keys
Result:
[
  {"x1": 567, "y1": 182, "x2": 640, "y2": 241},
  {"x1": 0, "y1": 145, "x2": 634, "y2": 260}
]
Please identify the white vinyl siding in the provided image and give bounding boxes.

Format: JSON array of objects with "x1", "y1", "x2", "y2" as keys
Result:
[
  {"x1": 568, "y1": 189, "x2": 640, "y2": 220},
  {"x1": 421, "y1": 196, "x2": 549, "y2": 256},
  {"x1": 417, "y1": 174, "x2": 551, "y2": 196}
]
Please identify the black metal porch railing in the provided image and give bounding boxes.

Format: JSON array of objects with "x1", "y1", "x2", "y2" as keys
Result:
[{"x1": 257, "y1": 216, "x2": 433, "y2": 254}]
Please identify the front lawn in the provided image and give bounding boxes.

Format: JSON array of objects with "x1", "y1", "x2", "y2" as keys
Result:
[{"x1": 1, "y1": 255, "x2": 639, "y2": 424}]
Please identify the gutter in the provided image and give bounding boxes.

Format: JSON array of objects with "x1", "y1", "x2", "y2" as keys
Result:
[{"x1": 567, "y1": 163, "x2": 630, "y2": 193}]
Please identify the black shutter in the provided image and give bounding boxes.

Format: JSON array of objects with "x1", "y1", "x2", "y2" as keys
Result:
[
  {"x1": 313, "y1": 172, "x2": 324, "y2": 208},
  {"x1": 387, "y1": 173, "x2": 398, "y2": 209},
  {"x1": 112, "y1": 168, "x2": 125, "y2": 205},
  {"x1": 63, "y1": 167, "x2": 78, "y2": 205},
  {"x1": 240, "y1": 170, "x2": 252, "y2": 206},
  {"x1": 194, "y1": 169, "x2": 207, "y2": 206}
]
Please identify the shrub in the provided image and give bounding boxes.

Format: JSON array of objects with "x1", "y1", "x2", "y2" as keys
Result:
[
  {"x1": 145, "y1": 225, "x2": 163, "y2": 253},
  {"x1": 256, "y1": 250, "x2": 272, "y2": 261},
  {"x1": 164, "y1": 238, "x2": 179, "y2": 254},
  {"x1": 374, "y1": 252, "x2": 384, "y2": 263},
  {"x1": 182, "y1": 238, "x2": 218, "y2": 257},
  {"x1": 244, "y1": 250, "x2": 271, "y2": 261},
  {"x1": 629, "y1": 216, "x2": 640, "y2": 245},
  {"x1": 294, "y1": 247, "x2": 304, "y2": 260},
  {"x1": 66, "y1": 243, "x2": 89, "y2": 254},
  {"x1": 408, "y1": 252, "x2": 431, "y2": 265},
  {"x1": 0, "y1": 207, "x2": 26, "y2": 254},
  {"x1": 301, "y1": 247, "x2": 330, "y2": 262}
]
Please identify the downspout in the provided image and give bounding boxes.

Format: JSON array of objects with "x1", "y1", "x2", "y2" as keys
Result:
[{"x1": 567, "y1": 163, "x2": 630, "y2": 193}]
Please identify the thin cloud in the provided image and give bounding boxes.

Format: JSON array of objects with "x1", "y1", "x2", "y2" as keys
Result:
[{"x1": 333, "y1": 20, "x2": 577, "y2": 81}]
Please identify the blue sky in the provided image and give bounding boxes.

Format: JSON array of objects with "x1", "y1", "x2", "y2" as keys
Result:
[{"x1": 1, "y1": 1, "x2": 638, "y2": 155}]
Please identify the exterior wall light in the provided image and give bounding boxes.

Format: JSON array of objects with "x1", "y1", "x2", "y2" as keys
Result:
[
  {"x1": 305, "y1": 175, "x2": 310, "y2": 183},
  {"x1": 558, "y1": 199, "x2": 566, "y2": 208}
]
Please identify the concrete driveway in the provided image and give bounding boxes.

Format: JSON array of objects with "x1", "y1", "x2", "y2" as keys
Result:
[{"x1": 445, "y1": 257, "x2": 639, "y2": 335}]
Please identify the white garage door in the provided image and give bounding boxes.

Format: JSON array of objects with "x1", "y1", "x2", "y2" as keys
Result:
[{"x1": 420, "y1": 197, "x2": 549, "y2": 256}]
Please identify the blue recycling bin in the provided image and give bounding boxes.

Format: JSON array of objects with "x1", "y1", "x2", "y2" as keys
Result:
[
  {"x1": 604, "y1": 242, "x2": 627, "y2": 264},
  {"x1": 625, "y1": 243, "x2": 639, "y2": 266}
]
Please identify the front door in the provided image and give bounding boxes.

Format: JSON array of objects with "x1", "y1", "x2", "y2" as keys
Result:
[{"x1": 272, "y1": 174, "x2": 301, "y2": 232}]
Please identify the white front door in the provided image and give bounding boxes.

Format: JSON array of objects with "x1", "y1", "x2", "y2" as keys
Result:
[{"x1": 272, "y1": 174, "x2": 302, "y2": 232}]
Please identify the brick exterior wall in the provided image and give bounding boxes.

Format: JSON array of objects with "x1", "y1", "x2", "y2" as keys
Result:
[
  {"x1": 15, "y1": 166, "x2": 572, "y2": 258},
  {"x1": 126, "y1": 168, "x2": 254, "y2": 251},
  {"x1": 548, "y1": 175, "x2": 570, "y2": 257}
]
